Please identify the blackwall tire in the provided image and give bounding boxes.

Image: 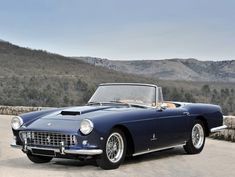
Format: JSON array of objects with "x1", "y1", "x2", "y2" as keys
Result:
[
  {"x1": 27, "y1": 153, "x2": 53, "y2": 163},
  {"x1": 97, "y1": 128, "x2": 126, "y2": 170}
]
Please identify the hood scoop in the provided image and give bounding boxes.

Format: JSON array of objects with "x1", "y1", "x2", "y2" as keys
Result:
[
  {"x1": 60, "y1": 111, "x2": 81, "y2": 116},
  {"x1": 59, "y1": 105, "x2": 113, "y2": 116}
]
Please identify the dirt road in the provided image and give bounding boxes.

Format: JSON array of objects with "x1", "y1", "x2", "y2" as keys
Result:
[{"x1": 0, "y1": 115, "x2": 234, "y2": 177}]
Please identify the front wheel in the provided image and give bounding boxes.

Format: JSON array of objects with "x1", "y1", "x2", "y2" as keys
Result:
[
  {"x1": 184, "y1": 120, "x2": 205, "y2": 154},
  {"x1": 27, "y1": 153, "x2": 53, "y2": 163},
  {"x1": 97, "y1": 129, "x2": 126, "y2": 170}
]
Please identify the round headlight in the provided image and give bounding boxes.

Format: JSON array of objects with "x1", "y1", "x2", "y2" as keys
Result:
[
  {"x1": 11, "y1": 116, "x2": 23, "y2": 130},
  {"x1": 80, "y1": 119, "x2": 94, "y2": 135}
]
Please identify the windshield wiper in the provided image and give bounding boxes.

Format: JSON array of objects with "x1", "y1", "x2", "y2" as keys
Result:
[
  {"x1": 109, "y1": 101, "x2": 130, "y2": 106},
  {"x1": 87, "y1": 101, "x2": 130, "y2": 107},
  {"x1": 129, "y1": 104, "x2": 147, "y2": 108},
  {"x1": 110, "y1": 100, "x2": 150, "y2": 108},
  {"x1": 87, "y1": 102, "x2": 102, "y2": 106},
  {"x1": 87, "y1": 101, "x2": 149, "y2": 108}
]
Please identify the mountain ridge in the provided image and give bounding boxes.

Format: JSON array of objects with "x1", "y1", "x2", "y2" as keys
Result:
[
  {"x1": 1, "y1": 39, "x2": 234, "y2": 83},
  {"x1": 75, "y1": 57, "x2": 235, "y2": 82}
]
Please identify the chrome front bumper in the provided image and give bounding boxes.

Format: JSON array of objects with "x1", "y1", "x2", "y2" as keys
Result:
[
  {"x1": 210, "y1": 125, "x2": 227, "y2": 133},
  {"x1": 10, "y1": 141, "x2": 103, "y2": 156}
]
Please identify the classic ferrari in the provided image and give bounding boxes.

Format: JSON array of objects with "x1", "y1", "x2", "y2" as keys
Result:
[{"x1": 11, "y1": 83, "x2": 226, "y2": 169}]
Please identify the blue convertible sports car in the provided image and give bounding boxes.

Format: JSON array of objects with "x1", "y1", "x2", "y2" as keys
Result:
[{"x1": 11, "y1": 83, "x2": 226, "y2": 169}]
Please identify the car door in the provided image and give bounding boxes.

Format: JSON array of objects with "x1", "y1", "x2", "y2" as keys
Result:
[{"x1": 151, "y1": 108, "x2": 189, "y2": 149}]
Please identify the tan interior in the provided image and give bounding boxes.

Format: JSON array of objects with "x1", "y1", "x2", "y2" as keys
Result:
[
  {"x1": 162, "y1": 101, "x2": 177, "y2": 109},
  {"x1": 117, "y1": 99, "x2": 177, "y2": 109}
]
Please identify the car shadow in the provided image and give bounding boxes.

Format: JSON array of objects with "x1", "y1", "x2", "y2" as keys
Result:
[
  {"x1": 123, "y1": 147, "x2": 186, "y2": 165},
  {"x1": 53, "y1": 158, "x2": 98, "y2": 167},
  {"x1": 0, "y1": 147, "x2": 186, "y2": 170},
  {"x1": 0, "y1": 157, "x2": 98, "y2": 171}
]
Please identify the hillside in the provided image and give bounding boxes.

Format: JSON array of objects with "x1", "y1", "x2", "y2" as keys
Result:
[
  {"x1": 0, "y1": 40, "x2": 234, "y2": 115},
  {"x1": 0, "y1": 40, "x2": 155, "y2": 106},
  {"x1": 76, "y1": 57, "x2": 235, "y2": 82}
]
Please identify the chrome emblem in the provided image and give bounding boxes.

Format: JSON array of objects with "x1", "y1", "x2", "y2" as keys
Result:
[
  {"x1": 47, "y1": 135, "x2": 51, "y2": 143},
  {"x1": 151, "y1": 133, "x2": 157, "y2": 141},
  {"x1": 47, "y1": 122, "x2": 52, "y2": 126}
]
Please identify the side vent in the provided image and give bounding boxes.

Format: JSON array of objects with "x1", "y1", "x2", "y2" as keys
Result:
[{"x1": 61, "y1": 111, "x2": 81, "y2": 116}]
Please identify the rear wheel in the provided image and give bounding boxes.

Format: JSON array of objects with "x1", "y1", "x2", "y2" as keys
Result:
[
  {"x1": 97, "y1": 129, "x2": 126, "y2": 170},
  {"x1": 184, "y1": 120, "x2": 205, "y2": 154},
  {"x1": 27, "y1": 153, "x2": 53, "y2": 163}
]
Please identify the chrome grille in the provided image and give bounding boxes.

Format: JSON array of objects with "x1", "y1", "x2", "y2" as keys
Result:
[{"x1": 20, "y1": 131, "x2": 77, "y2": 147}]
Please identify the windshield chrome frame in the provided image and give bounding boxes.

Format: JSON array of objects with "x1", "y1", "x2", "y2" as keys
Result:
[{"x1": 88, "y1": 83, "x2": 158, "y2": 108}]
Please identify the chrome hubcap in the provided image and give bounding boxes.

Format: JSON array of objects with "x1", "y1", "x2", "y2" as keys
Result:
[
  {"x1": 106, "y1": 132, "x2": 124, "y2": 163},
  {"x1": 192, "y1": 123, "x2": 204, "y2": 149}
]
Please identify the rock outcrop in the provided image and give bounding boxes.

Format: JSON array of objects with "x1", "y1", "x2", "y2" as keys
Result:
[
  {"x1": 0, "y1": 105, "x2": 43, "y2": 115},
  {"x1": 210, "y1": 116, "x2": 235, "y2": 142}
]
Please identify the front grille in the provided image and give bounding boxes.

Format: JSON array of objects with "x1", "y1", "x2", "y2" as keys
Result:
[{"x1": 20, "y1": 131, "x2": 77, "y2": 147}]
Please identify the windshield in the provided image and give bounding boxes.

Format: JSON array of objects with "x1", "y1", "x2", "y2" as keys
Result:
[{"x1": 89, "y1": 84, "x2": 158, "y2": 107}]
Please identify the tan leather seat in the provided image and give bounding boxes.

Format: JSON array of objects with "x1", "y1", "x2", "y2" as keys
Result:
[{"x1": 163, "y1": 102, "x2": 176, "y2": 109}]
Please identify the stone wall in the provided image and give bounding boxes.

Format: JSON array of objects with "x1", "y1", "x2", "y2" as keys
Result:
[
  {"x1": 210, "y1": 116, "x2": 235, "y2": 142},
  {"x1": 0, "y1": 105, "x2": 43, "y2": 115}
]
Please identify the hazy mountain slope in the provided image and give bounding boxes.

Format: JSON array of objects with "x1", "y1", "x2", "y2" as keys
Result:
[
  {"x1": 0, "y1": 41, "x2": 154, "y2": 83},
  {"x1": 76, "y1": 57, "x2": 235, "y2": 82},
  {"x1": 0, "y1": 41, "x2": 155, "y2": 106}
]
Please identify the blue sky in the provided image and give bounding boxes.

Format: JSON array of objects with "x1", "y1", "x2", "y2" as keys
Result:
[{"x1": 0, "y1": 0, "x2": 235, "y2": 60}]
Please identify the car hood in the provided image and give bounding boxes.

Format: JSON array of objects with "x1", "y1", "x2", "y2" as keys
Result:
[{"x1": 23, "y1": 105, "x2": 141, "y2": 133}]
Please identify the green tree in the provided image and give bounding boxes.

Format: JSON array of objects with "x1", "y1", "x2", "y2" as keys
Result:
[
  {"x1": 184, "y1": 93, "x2": 195, "y2": 102},
  {"x1": 201, "y1": 84, "x2": 211, "y2": 97}
]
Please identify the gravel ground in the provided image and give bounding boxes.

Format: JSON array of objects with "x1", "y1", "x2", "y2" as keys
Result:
[{"x1": 0, "y1": 115, "x2": 235, "y2": 177}]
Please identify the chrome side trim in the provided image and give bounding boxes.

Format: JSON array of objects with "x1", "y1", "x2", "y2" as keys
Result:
[
  {"x1": 132, "y1": 143, "x2": 186, "y2": 157},
  {"x1": 210, "y1": 125, "x2": 227, "y2": 133}
]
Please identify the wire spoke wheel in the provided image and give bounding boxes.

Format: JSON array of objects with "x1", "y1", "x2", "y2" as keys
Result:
[
  {"x1": 106, "y1": 132, "x2": 124, "y2": 163},
  {"x1": 192, "y1": 123, "x2": 204, "y2": 149},
  {"x1": 183, "y1": 120, "x2": 206, "y2": 154},
  {"x1": 97, "y1": 128, "x2": 126, "y2": 169}
]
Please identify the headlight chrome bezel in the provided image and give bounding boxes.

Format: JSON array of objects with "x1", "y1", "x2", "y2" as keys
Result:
[
  {"x1": 80, "y1": 119, "x2": 94, "y2": 135},
  {"x1": 11, "y1": 116, "x2": 23, "y2": 130}
]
